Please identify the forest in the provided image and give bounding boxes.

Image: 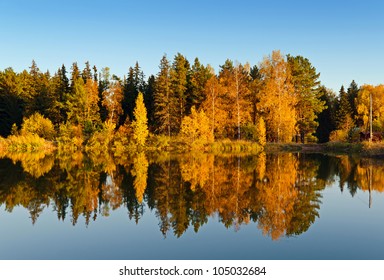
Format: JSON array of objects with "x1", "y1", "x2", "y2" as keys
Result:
[{"x1": 1, "y1": 50, "x2": 384, "y2": 154}]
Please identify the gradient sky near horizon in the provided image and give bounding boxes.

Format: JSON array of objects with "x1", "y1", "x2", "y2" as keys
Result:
[{"x1": 0, "y1": 0, "x2": 383, "y2": 92}]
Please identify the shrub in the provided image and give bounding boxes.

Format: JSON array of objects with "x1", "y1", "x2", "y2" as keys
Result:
[
  {"x1": 241, "y1": 124, "x2": 257, "y2": 141},
  {"x1": 86, "y1": 121, "x2": 116, "y2": 154},
  {"x1": 112, "y1": 121, "x2": 132, "y2": 155},
  {"x1": 5, "y1": 133, "x2": 55, "y2": 152},
  {"x1": 20, "y1": 113, "x2": 56, "y2": 140},
  {"x1": 57, "y1": 123, "x2": 84, "y2": 151},
  {"x1": 348, "y1": 127, "x2": 361, "y2": 143},
  {"x1": 255, "y1": 117, "x2": 266, "y2": 146},
  {"x1": 146, "y1": 134, "x2": 170, "y2": 151},
  {"x1": 180, "y1": 107, "x2": 214, "y2": 144},
  {"x1": 329, "y1": 129, "x2": 348, "y2": 142}
]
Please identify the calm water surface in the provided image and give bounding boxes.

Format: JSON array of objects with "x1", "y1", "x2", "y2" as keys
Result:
[{"x1": 1, "y1": 152, "x2": 384, "y2": 259}]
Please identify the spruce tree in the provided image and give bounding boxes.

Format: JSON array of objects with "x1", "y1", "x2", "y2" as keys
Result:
[
  {"x1": 347, "y1": 80, "x2": 359, "y2": 122},
  {"x1": 170, "y1": 53, "x2": 190, "y2": 133},
  {"x1": 51, "y1": 65, "x2": 69, "y2": 124},
  {"x1": 122, "y1": 62, "x2": 146, "y2": 125},
  {"x1": 82, "y1": 61, "x2": 92, "y2": 81},
  {"x1": 154, "y1": 55, "x2": 171, "y2": 136},
  {"x1": 187, "y1": 57, "x2": 212, "y2": 112},
  {"x1": 335, "y1": 85, "x2": 354, "y2": 130},
  {"x1": 70, "y1": 62, "x2": 80, "y2": 90},
  {"x1": 315, "y1": 86, "x2": 337, "y2": 142},
  {"x1": 144, "y1": 75, "x2": 156, "y2": 131}
]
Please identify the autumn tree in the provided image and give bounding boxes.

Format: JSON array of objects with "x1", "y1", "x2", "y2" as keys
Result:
[
  {"x1": 258, "y1": 50, "x2": 296, "y2": 143},
  {"x1": 20, "y1": 112, "x2": 56, "y2": 140},
  {"x1": 255, "y1": 116, "x2": 266, "y2": 146},
  {"x1": 180, "y1": 106, "x2": 213, "y2": 144},
  {"x1": 131, "y1": 92, "x2": 149, "y2": 146},
  {"x1": 233, "y1": 62, "x2": 251, "y2": 140},
  {"x1": 102, "y1": 78, "x2": 123, "y2": 125},
  {"x1": 65, "y1": 77, "x2": 100, "y2": 130},
  {"x1": 218, "y1": 60, "x2": 251, "y2": 139},
  {"x1": 249, "y1": 65, "x2": 262, "y2": 125},
  {"x1": 356, "y1": 84, "x2": 384, "y2": 132},
  {"x1": 201, "y1": 70, "x2": 226, "y2": 139}
]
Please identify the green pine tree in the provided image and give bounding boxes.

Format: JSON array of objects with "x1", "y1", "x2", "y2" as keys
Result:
[
  {"x1": 288, "y1": 55, "x2": 325, "y2": 143},
  {"x1": 315, "y1": 86, "x2": 337, "y2": 142},
  {"x1": 187, "y1": 57, "x2": 212, "y2": 112},
  {"x1": 347, "y1": 80, "x2": 359, "y2": 123},
  {"x1": 144, "y1": 75, "x2": 156, "y2": 131},
  {"x1": 336, "y1": 85, "x2": 354, "y2": 130},
  {"x1": 154, "y1": 55, "x2": 171, "y2": 136},
  {"x1": 170, "y1": 53, "x2": 190, "y2": 134}
]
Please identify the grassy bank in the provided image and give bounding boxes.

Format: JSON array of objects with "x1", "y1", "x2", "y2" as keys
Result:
[
  {"x1": 5, "y1": 131, "x2": 384, "y2": 158},
  {"x1": 266, "y1": 142, "x2": 384, "y2": 157},
  {"x1": 0, "y1": 134, "x2": 56, "y2": 154},
  {"x1": 146, "y1": 136, "x2": 263, "y2": 154}
]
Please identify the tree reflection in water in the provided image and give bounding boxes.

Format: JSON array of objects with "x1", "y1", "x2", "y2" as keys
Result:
[{"x1": 0, "y1": 151, "x2": 382, "y2": 240}]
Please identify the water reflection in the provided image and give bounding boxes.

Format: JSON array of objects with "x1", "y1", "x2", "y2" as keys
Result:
[{"x1": 0, "y1": 151, "x2": 383, "y2": 240}]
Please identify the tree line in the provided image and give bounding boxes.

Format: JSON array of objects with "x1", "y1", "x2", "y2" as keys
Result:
[{"x1": 1, "y1": 50, "x2": 382, "y2": 146}]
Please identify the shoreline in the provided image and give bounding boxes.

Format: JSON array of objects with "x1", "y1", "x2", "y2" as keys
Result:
[{"x1": 265, "y1": 142, "x2": 384, "y2": 158}]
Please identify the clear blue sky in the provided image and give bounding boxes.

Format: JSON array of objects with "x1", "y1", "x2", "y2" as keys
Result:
[{"x1": 0, "y1": 0, "x2": 383, "y2": 92}]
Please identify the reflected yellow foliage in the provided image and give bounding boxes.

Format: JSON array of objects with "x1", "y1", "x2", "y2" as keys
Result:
[
  {"x1": 1, "y1": 151, "x2": 372, "y2": 239},
  {"x1": 1, "y1": 151, "x2": 54, "y2": 178},
  {"x1": 131, "y1": 152, "x2": 148, "y2": 203},
  {"x1": 354, "y1": 159, "x2": 384, "y2": 193},
  {"x1": 256, "y1": 154, "x2": 298, "y2": 240},
  {"x1": 179, "y1": 153, "x2": 214, "y2": 191}
]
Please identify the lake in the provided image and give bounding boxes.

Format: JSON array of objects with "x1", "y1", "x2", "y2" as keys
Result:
[{"x1": 1, "y1": 151, "x2": 384, "y2": 260}]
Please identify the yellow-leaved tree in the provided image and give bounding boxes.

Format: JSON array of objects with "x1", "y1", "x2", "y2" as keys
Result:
[
  {"x1": 20, "y1": 112, "x2": 56, "y2": 140},
  {"x1": 356, "y1": 84, "x2": 384, "y2": 132},
  {"x1": 201, "y1": 73, "x2": 226, "y2": 139},
  {"x1": 131, "y1": 92, "x2": 149, "y2": 147},
  {"x1": 255, "y1": 116, "x2": 266, "y2": 146},
  {"x1": 258, "y1": 50, "x2": 297, "y2": 143},
  {"x1": 180, "y1": 106, "x2": 213, "y2": 144},
  {"x1": 102, "y1": 79, "x2": 123, "y2": 125},
  {"x1": 131, "y1": 152, "x2": 149, "y2": 203}
]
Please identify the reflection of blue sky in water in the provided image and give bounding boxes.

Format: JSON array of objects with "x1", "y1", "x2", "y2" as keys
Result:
[{"x1": 1, "y1": 154, "x2": 384, "y2": 259}]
